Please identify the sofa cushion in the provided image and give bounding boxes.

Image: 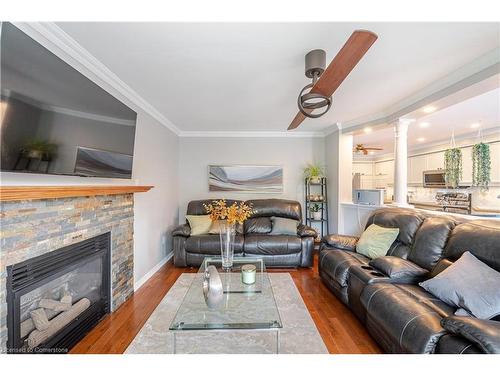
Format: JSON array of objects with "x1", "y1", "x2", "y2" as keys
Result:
[
  {"x1": 361, "y1": 283, "x2": 453, "y2": 353},
  {"x1": 244, "y1": 234, "x2": 301, "y2": 255},
  {"x1": 366, "y1": 208, "x2": 425, "y2": 245},
  {"x1": 185, "y1": 234, "x2": 244, "y2": 255},
  {"x1": 420, "y1": 251, "x2": 500, "y2": 319},
  {"x1": 270, "y1": 217, "x2": 299, "y2": 235},
  {"x1": 369, "y1": 256, "x2": 428, "y2": 283},
  {"x1": 246, "y1": 199, "x2": 301, "y2": 221},
  {"x1": 409, "y1": 216, "x2": 456, "y2": 270},
  {"x1": 319, "y1": 249, "x2": 370, "y2": 287},
  {"x1": 444, "y1": 220, "x2": 500, "y2": 272},
  {"x1": 244, "y1": 217, "x2": 272, "y2": 234},
  {"x1": 322, "y1": 234, "x2": 358, "y2": 251},
  {"x1": 356, "y1": 224, "x2": 399, "y2": 259},
  {"x1": 441, "y1": 316, "x2": 500, "y2": 354}
]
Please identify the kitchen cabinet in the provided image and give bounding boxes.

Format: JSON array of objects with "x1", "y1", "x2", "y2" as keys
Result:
[
  {"x1": 426, "y1": 151, "x2": 444, "y2": 171},
  {"x1": 490, "y1": 143, "x2": 500, "y2": 182},
  {"x1": 352, "y1": 162, "x2": 373, "y2": 176},
  {"x1": 374, "y1": 160, "x2": 394, "y2": 188},
  {"x1": 461, "y1": 146, "x2": 473, "y2": 184},
  {"x1": 408, "y1": 155, "x2": 426, "y2": 184}
]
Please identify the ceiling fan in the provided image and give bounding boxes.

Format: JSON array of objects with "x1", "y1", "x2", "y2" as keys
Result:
[
  {"x1": 288, "y1": 30, "x2": 378, "y2": 130},
  {"x1": 354, "y1": 144, "x2": 383, "y2": 155}
]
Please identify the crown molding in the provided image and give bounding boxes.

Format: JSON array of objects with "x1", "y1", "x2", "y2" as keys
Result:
[
  {"x1": 11, "y1": 22, "x2": 182, "y2": 136},
  {"x1": 178, "y1": 130, "x2": 325, "y2": 138}
]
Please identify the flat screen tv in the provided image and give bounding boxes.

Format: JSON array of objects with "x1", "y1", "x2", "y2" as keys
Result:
[{"x1": 0, "y1": 22, "x2": 137, "y2": 179}]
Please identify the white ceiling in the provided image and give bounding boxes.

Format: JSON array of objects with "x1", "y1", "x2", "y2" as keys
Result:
[
  {"x1": 55, "y1": 22, "x2": 500, "y2": 133},
  {"x1": 353, "y1": 88, "x2": 500, "y2": 156}
]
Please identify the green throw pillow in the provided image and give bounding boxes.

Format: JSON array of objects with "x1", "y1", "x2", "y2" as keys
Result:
[
  {"x1": 186, "y1": 215, "x2": 212, "y2": 236},
  {"x1": 356, "y1": 224, "x2": 399, "y2": 259}
]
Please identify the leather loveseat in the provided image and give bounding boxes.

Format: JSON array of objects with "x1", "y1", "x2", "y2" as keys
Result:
[
  {"x1": 173, "y1": 199, "x2": 316, "y2": 268},
  {"x1": 319, "y1": 207, "x2": 500, "y2": 354}
]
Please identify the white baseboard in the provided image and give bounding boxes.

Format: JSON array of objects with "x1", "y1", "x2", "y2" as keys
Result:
[{"x1": 134, "y1": 252, "x2": 173, "y2": 291}]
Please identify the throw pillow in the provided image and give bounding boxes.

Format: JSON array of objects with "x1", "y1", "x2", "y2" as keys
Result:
[
  {"x1": 186, "y1": 215, "x2": 212, "y2": 236},
  {"x1": 208, "y1": 219, "x2": 224, "y2": 234},
  {"x1": 270, "y1": 217, "x2": 299, "y2": 235},
  {"x1": 356, "y1": 224, "x2": 399, "y2": 259},
  {"x1": 419, "y1": 251, "x2": 500, "y2": 319}
]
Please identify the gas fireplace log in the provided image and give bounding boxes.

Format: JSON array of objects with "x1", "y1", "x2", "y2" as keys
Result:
[
  {"x1": 20, "y1": 309, "x2": 60, "y2": 339},
  {"x1": 39, "y1": 297, "x2": 72, "y2": 312},
  {"x1": 26, "y1": 298, "x2": 91, "y2": 349}
]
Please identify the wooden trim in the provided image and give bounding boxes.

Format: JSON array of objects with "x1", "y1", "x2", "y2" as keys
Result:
[{"x1": 0, "y1": 185, "x2": 154, "y2": 201}]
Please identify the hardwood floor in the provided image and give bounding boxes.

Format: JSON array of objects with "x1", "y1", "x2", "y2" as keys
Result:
[{"x1": 70, "y1": 255, "x2": 381, "y2": 354}]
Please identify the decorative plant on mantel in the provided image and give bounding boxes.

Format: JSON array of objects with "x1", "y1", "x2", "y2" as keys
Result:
[
  {"x1": 444, "y1": 148, "x2": 462, "y2": 188},
  {"x1": 472, "y1": 142, "x2": 491, "y2": 191},
  {"x1": 303, "y1": 163, "x2": 325, "y2": 184}
]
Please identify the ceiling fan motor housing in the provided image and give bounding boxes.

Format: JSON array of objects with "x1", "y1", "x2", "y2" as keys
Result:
[{"x1": 305, "y1": 49, "x2": 326, "y2": 78}]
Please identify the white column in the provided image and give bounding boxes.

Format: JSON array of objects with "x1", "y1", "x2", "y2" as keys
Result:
[{"x1": 393, "y1": 119, "x2": 412, "y2": 206}]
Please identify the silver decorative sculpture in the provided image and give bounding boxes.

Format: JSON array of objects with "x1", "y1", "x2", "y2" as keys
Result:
[{"x1": 202, "y1": 265, "x2": 223, "y2": 309}]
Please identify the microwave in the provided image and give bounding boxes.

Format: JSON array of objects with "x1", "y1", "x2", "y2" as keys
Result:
[{"x1": 423, "y1": 170, "x2": 446, "y2": 188}]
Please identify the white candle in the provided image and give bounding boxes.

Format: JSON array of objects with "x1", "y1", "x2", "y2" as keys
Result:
[{"x1": 241, "y1": 264, "x2": 256, "y2": 285}]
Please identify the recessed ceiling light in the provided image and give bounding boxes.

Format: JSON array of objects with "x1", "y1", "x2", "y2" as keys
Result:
[
  {"x1": 369, "y1": 151, "x2": 375, "y2": 155},
  {"x1": 417, "y1": 137, "x2": 426, "y2": 142},
  {"x1": 470, "y1": 122, "x2": 481, "y2": 129},
  {"x1": 422, "y1": 106, "x2": 437, "y2": 114},
  {"x1": 419, "y1": 122, "x2": 430, "y2": 128},
  {"x1": 363, "y1": 127, "x2": 372, "y2": 134}
]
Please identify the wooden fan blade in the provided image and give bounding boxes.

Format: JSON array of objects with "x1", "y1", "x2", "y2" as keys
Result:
[
  {"x1": 288, "y1": 30, "x2": 377, "y2": 130},
  {"x1": 363, "y1": 149, "x2": 368, "y2": 155},
  {"x1": 312, "y1": 30, "x2": 378, "y2": 98},
  {"x1": 287, "y1": 109, "x2": 311, "y2": 130},
  {"x1": 364, "y1": 147, "x2": 383, "y2": 151}
]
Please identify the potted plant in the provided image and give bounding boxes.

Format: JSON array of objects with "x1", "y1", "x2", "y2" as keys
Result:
[
  {"x1": 310, "y1": 203, "x2": 322, "y2": 220},
  {"x1": 472, "y1": 142, "x2": 491, "y2": 191},
  {"x1": 304, "y1": 163, "x2": 325, "y2": 184},
  {"x1": 444, "y1": 148, "x2": 462, "y2": 188},
  {"x1": 21, "y1": 139, "x2": 56, "y2": 160}
]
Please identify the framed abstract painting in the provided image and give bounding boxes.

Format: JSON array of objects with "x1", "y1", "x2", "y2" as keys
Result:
[{"x1": 208, "y1": 165, "x2": 283, "y2": 193}]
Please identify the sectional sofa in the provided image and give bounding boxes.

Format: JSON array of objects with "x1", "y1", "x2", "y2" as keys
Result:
[{"x1": 319, "y1": 207, "x2": 500, "y2": 354}]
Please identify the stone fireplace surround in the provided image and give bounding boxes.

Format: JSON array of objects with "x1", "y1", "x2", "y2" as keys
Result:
[{"x1": 0, "y1": 191, "x2": 142, "y2": 352}]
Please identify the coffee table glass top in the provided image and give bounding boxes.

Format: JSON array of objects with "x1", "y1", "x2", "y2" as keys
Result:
[{"x1": 169, "y1": 257, "x2": 282, "y2": 330}]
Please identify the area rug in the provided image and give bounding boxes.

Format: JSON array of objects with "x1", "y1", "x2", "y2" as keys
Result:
[{"x1": 125, "y1": 273, "x2": 328, "y2": 354}]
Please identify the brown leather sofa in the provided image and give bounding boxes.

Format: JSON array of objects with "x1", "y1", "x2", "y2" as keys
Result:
[
  {"x1": 319, "y1": 207, "x2": 500, "y2": 354},
  {"x1": 173, "y1": 199, "x2": 316, "y2": 268}
]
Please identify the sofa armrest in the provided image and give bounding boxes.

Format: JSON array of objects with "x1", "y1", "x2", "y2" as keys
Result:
[
  {"x1": 322, "y1": 234, "x2": 359, "y2": 251},
  {"x1": 441, "y1": 316, "x2": 500, "y2": 354},
  {"x1": 297, "y1": 224, "x2": 317, "y2": 238},
  {"x1": 369, "y1": 256, "x2": 428, "y2": 284},
  {"x1": 172, "y1": 223, "x2": 191, "y2": 237}
]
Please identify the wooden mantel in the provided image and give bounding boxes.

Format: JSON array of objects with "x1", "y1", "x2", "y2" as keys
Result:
[{"x1": 0, "y1": 185, "x2": 154, "y2": 202}]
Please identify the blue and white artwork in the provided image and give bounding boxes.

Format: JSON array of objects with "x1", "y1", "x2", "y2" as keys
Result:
[{"x1": 208, "y1": 165, "x2": 283, "y2": 193}]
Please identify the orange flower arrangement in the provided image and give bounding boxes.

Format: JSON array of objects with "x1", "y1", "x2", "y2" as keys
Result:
[{"x1": 204, "y1": 199, "x2": 254, "y2": 225}]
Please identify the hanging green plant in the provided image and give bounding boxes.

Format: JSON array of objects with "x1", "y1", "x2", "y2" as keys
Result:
[
  {"x1": 472, "y1": 142, "x2": 491, "y2": 191},
  {"x1": 444, "y1": 148, "x2": 462, "y2": 188}
]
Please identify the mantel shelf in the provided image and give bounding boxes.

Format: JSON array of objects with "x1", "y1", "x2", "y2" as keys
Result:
[{"x1": 0, "y1": 185, "x2": 154, "y2": 202}]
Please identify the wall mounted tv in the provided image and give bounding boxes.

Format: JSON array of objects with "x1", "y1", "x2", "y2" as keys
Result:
[{"x1": 0, "y1": 23, "x2": 137, "y2": 179}]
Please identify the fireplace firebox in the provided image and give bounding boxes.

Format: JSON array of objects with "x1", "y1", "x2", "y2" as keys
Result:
[{"x1": 6, "y1": 233, "x2": 111, "y2": 353}]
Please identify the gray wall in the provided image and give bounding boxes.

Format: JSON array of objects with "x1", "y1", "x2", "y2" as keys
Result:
[
  {"x1": 325, "y1": 131, "x2": 340, "y2": 233},
  {"x1": 178, "y1": 136, "x2": 325, "y2": 222}
]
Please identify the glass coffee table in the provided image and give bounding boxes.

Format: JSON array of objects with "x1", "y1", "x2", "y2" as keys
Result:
[{"x1": 169, "y1": 257, "x2": 282, "y2": 353}]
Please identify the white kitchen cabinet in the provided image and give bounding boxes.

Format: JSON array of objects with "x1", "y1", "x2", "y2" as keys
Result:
[
  {"x1": 490, "y1": 142, "x2": 500, "y2": 182},
  {"x1": 352, "y1": 162, "x2": 374, "y2": 176},
  {"x1": 461, "y1": 146, "x2": 473, "y2": 184},
  {"x1": 408, "y1": 155, "x2": 426, "y2": 184},
  {"x1": 374, "y1": 160, "x2": 394, "y2": 188},
  {"x1": 426, "y1": 151, "x2": 444, "y2": 171}
]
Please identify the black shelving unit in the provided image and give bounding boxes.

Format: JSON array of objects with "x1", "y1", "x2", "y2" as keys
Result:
[{"x1": 305, "y1": 177, "x2": 329, "y2": 244}]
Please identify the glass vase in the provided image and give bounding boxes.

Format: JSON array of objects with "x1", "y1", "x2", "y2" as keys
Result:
[{"x1": 219, "y1": 221, "x2": 236, "y2": 269}]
